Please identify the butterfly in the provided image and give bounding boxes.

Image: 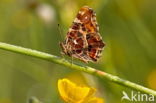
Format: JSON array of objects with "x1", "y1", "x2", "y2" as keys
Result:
[{"x1": 60, "y1": 6, "x2": 105, "y2": 63}]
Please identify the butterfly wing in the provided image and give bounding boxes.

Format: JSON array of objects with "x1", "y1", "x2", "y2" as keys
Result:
[
  {"x1": 75, "y1": 6, "x2": 105, "y2": 62},
  {"x1": 60, "y1": 6, "x2": 105, "y2": 63},
  {"x1": 86, "y1": 33, "x2": 105, "y2": 62}
]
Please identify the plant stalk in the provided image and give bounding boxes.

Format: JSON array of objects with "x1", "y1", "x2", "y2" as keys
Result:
[{"x1": 0, "y1": 42, "x2": 156, "y2": 96}]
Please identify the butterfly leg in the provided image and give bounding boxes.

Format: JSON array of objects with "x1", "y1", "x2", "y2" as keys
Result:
[{"x1": 71, "y1": 55, "x2": 73, "y2": 66}]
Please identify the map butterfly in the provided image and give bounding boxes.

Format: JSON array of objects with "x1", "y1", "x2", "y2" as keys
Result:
[{"x1": 60, "y1": 6, "x2": 105, "y2": 63}]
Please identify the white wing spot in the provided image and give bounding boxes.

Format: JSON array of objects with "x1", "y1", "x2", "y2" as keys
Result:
[
  {"x1": 85, "y1": 16, "x2": 88, "y2": 20},
  {"x1": 73, "y1": 40, "x2": 78, "y2": 44}
]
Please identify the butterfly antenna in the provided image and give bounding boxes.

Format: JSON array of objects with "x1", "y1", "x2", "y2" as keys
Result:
[
  {"x1": 58, "y1": 23, "x2": 65, "y2": 59},
  {"x1": 57, "y1": 23, "x2": 64, "y2": 41}
]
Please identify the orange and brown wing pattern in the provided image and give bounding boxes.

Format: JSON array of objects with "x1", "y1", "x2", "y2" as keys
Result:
[{"x1": 60, "y1": 6, "x2": 105, "y2": 63}]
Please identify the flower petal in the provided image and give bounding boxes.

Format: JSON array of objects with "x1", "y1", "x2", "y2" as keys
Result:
[{"x1": 58, "y1": 78, "x2": 96, "y2": 103}]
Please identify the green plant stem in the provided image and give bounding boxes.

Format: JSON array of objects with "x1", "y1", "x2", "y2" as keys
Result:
[{"x1": 0, "y1": 42, "x2": 156, "y2": 96}]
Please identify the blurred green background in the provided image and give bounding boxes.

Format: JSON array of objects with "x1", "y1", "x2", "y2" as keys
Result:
[{"x1": 0, "y1": 0, "x2": 156, "y2": 103}]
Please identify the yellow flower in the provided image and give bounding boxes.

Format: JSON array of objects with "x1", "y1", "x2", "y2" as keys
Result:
[
  {"x1": 87, "y1": 97, "x2": 104, "y2": 103},
  {"x1": 58, "y1": 78, "x2": 104, "y2": 103}
]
